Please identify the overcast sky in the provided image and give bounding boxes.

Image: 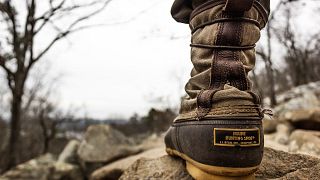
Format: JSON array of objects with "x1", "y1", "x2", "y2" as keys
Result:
[
  {"x1": 9, "y1": 0, "x2": 315, "y2": 119},
  {"x1": 43, "y1": 0, "x2": 190, "y2": 119}
]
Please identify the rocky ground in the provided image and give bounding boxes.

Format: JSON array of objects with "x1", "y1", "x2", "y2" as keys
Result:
[
  {"x1": 120, "y1": 147, "x2": 320, "y2": 180},
  {"x1": 1, "y1": 81, "x2": 320, "y2": 180}
]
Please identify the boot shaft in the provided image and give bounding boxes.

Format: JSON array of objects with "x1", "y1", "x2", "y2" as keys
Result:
[{"x1": 176, "y1": 0, "x2": 269, "y2": 121}]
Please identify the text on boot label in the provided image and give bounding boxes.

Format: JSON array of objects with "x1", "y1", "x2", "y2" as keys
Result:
[{"x1": 213, "y1": 128, "x2": 260, "y2": 147}]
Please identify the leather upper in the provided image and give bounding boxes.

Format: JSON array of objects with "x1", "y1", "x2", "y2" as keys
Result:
[{"x1": 171, "y1": 0, "x2": 270, "y2": 24}]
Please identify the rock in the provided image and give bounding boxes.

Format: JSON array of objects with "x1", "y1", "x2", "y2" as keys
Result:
[
  {"x1": 58, "y1": 140, "x2": 80, "y2": 164},
  {"x1": 283, "y1": 108, "x2": 320, "y2": 130},
  {"x1": 77, "y1": 125, "x2": 142, "y2": 176},
  {"x1": 91, "y1": 146, "x2": 166, "y2": 180},
  {"x1": 256, "y1": 148, "x2": 320, "y2": 179},
  {"x1": 53, "y1": 162, "x2": 84, "y2": 180},
  {"x1": 284, "y1": 108, "x2": 319, "y2": 122},
  {"x1": 264, "y1": 134, "x2": 289, "y2": 152},
  {"x1": 264, "y1": 123, "x2": 292, "y2": 150},
  {"x1": 119, "y1": 156, "x2": 192, "y2": 180},
  {"x1": 273, "y1": 124, "x2": 291, "y2": 145},
  {"x1": 289, "y1": 130, "x2": 320, "y2": 157},
  {"x1": 0, "y1": 154, "x2": 84, "y2": 180},
  {"x1": 274, "y1": 163, "x2": 320, "y2": 180},
  {"x1": 119, "y1": 148, "x2": 320, "y2": 180},
  {"x1": 137, "y1": 133, "x2": 165, "y2": 150},
  {"x1": 78, "y1": 125, "x2": 141, "y2": 163},
  {"x1": 274, "y1": 82, "x2": 320, "y2": 124},
  {"x1": 262, "y1": 123, "x2": 295, "y2": 152},
  {"x1": 267, "y1": 81, "x2": 320, "y2": 131}
]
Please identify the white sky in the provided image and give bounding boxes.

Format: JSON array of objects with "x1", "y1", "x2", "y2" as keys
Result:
[
  {"x1": 45, "y1": 0, "x2": 191, "y2": 119},
  {"x1": 4, "y1": 0, "x2": 314, "y2": 119}
]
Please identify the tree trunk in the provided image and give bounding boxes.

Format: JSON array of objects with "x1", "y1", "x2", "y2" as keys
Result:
[
  {"x1": 266, "y1": 23, "x2": 277, "y2": 107},
  {"x1": 7, "y1": 92, "x2": 22, "y2": 170},
  {"x1": 6, "y1": 72, "x2": 25, "y2": 170},
  {"x1": 39, "y1": 112, "x2": 49, "y2": 154},
  {"x1": 265, "y1": 62, "x2": 277, "y2": 107},
  {"x1": 251, "y1": 69, "x2": 264, "y2": 106}
]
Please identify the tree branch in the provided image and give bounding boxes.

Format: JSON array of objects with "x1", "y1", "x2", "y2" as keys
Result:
[
  {"x1": 0, "y1": 54, "x2": 13, "y2": 76},
  {"x1": 3, "y1": 1, "x2": 19, "y2": 55},
  {"x1": 23, "y1": 0, "x2": 36, "y2": 59},
  {"x1": 32, "y1": 0, "x2": 112, "y2": 65},
  {"x1": 0, "y1": 54, "x2": 14, "y2": 91},
  {"x1": 34, "y1": 0, "x2": 66, "y2": 35}
]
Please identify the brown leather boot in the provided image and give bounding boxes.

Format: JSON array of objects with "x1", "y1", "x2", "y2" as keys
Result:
[{"x1": 165, "y1": 0, "x2": 270, "y2": 179}]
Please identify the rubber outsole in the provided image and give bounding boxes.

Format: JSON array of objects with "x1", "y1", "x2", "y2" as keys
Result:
[{"x1": 166, "y1": 148, "x2": 258, "y2": 180}]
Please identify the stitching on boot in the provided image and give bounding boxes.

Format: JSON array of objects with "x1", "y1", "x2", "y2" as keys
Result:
[
  {"x1": 235, "y1": 22, "x2": 246, "y2": 90},
  {"x1": 195, "y1": 19, "x2": 226, "y2": 120},
  {"x1": 238, "y1": 22, "x2": 251, "y2": 90}
]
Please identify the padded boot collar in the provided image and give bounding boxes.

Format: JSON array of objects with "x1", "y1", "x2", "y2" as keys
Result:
[{"x1": 171, "y1": 0, "x2": 270, "y2": 24}]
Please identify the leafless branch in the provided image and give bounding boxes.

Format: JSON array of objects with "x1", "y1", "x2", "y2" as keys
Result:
[
  {"x1": 0, "y1": 54, "x2": 13, "y2": 76},
  {"x1": 32, "y1": 0, "x2": 112, "y2": 65}
]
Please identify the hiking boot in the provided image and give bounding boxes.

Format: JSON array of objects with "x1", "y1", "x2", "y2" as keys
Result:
[{"x1": 165, "y1": 0, "x2": 270, "y2": 179}]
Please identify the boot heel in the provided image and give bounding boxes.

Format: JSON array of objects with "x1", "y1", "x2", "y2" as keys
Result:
[
  {"x1": 165, "y1": 120, "x2": 263, "y2": 180},
  {"x1": 186, "y1": 162, "x2": 256, "y2": 180}
]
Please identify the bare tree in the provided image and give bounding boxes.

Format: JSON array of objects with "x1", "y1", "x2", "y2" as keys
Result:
[
  {"x1": 255, "y1": 0, "x2": 320, "y2": 106},
  {"x1": 31, "y1": 97, "x2": 76, "y2": 154},
  {"x1": 256, "y1": 0, "x2": 287, "y2": 107},
  {"x1": 22, "y1": 64, "x2": 59, "y2": 154},
  {"x1": 0, "y1": 83, "x2": 8, "y2": 119},
  {"x1": 0, "y1": 0, "x2": 112, "y2": 169},
  {"x1": 274, "y1": 7, "x2": 320, "y2": 87},
  {"x1": 249, "y1": 69, "x2": 264, "y2": 104}
]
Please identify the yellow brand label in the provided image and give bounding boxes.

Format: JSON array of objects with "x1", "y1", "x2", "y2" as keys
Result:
[{"x1": 213, "y1": 128, "x2": 260, "y2": 147}]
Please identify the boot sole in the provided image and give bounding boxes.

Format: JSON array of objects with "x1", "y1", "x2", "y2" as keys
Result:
[{"x1": 166, "y1": 148, "x2": 258, "y2": 180}]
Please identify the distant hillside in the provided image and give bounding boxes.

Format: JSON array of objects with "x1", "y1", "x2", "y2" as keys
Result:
[{"x1": 58, "y1": 118, "x2": 128, "y2": 132}]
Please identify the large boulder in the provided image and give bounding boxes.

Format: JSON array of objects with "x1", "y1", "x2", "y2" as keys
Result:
[
  {"x1": 282, "y1": 108, "x2": 320, "y2": 130},
  {"x1": 91, "y1": 146, "x2": 166, "y2": 180},
  {"x1": 273, "y1": 82, "x2": 320, "y2": 128},
  {"x1": 272, "y1": 123, "x2": 292, "y2": 145},
  {"x1": 136, "y1": 133, "x2": 166, "y2": 151},
  {"x1": 274, "y1": 81, "x2": 320, "y2": 116},
  {"x1": 263, "y1": 123, "x2": 292, "y2": 153},
  {"x1": 119, "y1": 156, "x2": 192, "y2": 180},
  {"x1": 289, "y1": 130, "x2": 320, "y2": 157},
  {"x1": 264, "y1": 134, "x2": 289, "y2": 152},
  {"x1": 58, "y1": 140, "x2": 80, "y2": 164},
  {"x1": 256, "y1": 148, "x2": 320, "y2": 179},
  {"x1": 78, "y1": 125, "x2": 141, "y2": 163},
  {"x1": 119, "y1": 148, "x2": 320, "y2": 180},
  {"x1": 77, "y1": 125, "x2": 142, "y2": 176},
  {"x1": 0, "y1": 154, "x2": 83, "y2": 180},
  {"x1": 270, "y1": 82, "x2": 320, "y2": 131}
]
